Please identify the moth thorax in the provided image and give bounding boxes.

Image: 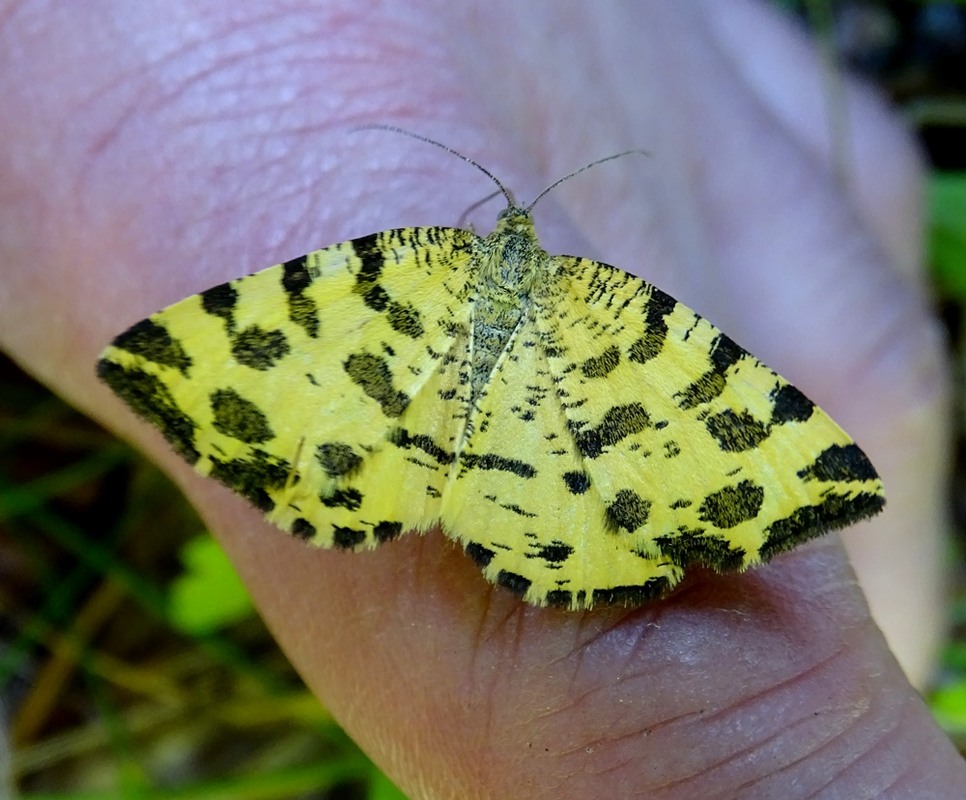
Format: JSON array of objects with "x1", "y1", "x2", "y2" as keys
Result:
[{"x1": 481, "y1": 232, "x2": 542, "y2": 301}]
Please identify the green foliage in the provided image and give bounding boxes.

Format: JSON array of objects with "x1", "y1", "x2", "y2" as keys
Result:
[
  {"x1": 367, "y1": 771, "x2": 409, "y2": 800},
  {"x1": 168, "y1": 536, "x2": 254, "y2": 635},
  {"x1": 932, "y1": 676, "x2": 966, "y2": 735},
  {"x1": 928, "y1": 172, "x2": 966, "y2": 301}
]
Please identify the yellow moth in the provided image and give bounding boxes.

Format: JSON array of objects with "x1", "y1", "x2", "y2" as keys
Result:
[{"x1": 98, "y1": 130, "x2": 884, "y2": 609}]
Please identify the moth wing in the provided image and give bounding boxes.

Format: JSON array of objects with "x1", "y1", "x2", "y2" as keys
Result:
[
  {"x1": 539, "y1": 255, "x2": 885, "y2": 575},
  {"x1": 440, "y1": 304, "x2": 683, "y2": 610},
  {"x1": 440, "y1": 253, "x2": 884, "y2": 609},
  {"x1": 99, "y1": 227, "x2": 478, "y2": 548}
]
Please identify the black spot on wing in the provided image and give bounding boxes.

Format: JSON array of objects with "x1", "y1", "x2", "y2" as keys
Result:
[
  {"x1": 110, "y1": 319, "x2": 192, "y2": 375},
  {"x1": 762, "y1": 490, "x2": 885, "y2": 561},
  {"x1": 344, "y1": 352, "x2": 409, "y2": 418},
  {"x1": 460, "y1": 452, "x2": 535, "y2": 478},
  {"x1": 388, "y1": 427, "x2": 456, "y2": 465},
  {"x1": 705, "y1": 409, "x2": 770, "y2": 452},
  {"x1": 97, "y1": 360, "x2": 199, "y2": 462},
  {"x1": 200, "y1": 282, "x2": 238, "y2": 328},
  {"x1": 663, "y1": 441, "x2": 681, "y2": 458},
  {"x1": 628, "y1": 287, "x2": 677, "y2": 365},
  {"x1": 677, "y1": 373, "x2": 724, "y2": 410},
  {"x1": 387, "y1": 301, "x2": 425, "y2": 339},
  {"x1": 321, "y1": 487, "x2": 363, "y2": 511},
  {"x1": 281, "y1": 256, "x2": 312, "y2": 291},
  {"x1": 465, "y1": 542, "x2": 495, "y2": 567},
  {"x1": 798, "y1": 444, "x2": 879, "y2": 483},
  {"x1": 352, "y1": 233, "x2": 391, "y2": 312},
  {"x1": 655, "y1": 529, "x2": 746, "y2": 572},
  {"x1": 605, "y1": 489, "x2": 652, "y2": 533},
  {"x1": 373, "y1": 521, "x2": 403, "y2": 542},
  {"x1": 699, "y1": 480, "x2": 765, "y2": 529},
  {"x1": 676, "y1": 333, "x2": 746, "y2": 410},
  {"x1": 281, "y1": 256, "x2": 320, "y2": 338},
  {"x1": 231, "y1": 326, "x2": 290, "y2": 370},
  {"x1": 592, "y1": 578, "x2": 672, "y2": 606},
  {"x1": 207, "y1": 450, "x2": 291, "y2": 513},
  {"x1": 562, "y1": 470, "x2": 591, "y2": 494},
  {"x1": 210, "y1": 388, "x2": 274, "y2": 444},
  {"x1": 580, "y1": 344, "x2": 620, "y2": 378},
  {"x1": 709, "y1": 333, "x2": 745, "y2": 371},
  {"x1": 499, "y1": 502, "x2": 536, "y2": 518},
  {"x1": 291, "y1": 518, "x2": 316, "y2": 540},
  {"x1": 570, "y1": 403, "x2": 651, "y2": 458},
  {"x1": 316, "y1": 442, "x2": 363, "y2": 478},
  {"x1": 544, "y1": 589, "x2": 577, "y2": 607},
  {"x1": 333, "y1": 526, "x2": 367, "y2": 549},
  {"x1": 530, "y1": 540, "x2": 573, "y2": 564},
  {"x1": 770, "y1": 384, "x2": 814, "y2": 425},
  {"x1": 497, "y1": 570, "x2": 532, "y2": 595}
]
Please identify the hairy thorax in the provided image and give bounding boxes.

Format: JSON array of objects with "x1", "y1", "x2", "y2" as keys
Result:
[{"x1": 469, "y1": 208, "x2": 550, "y2": 402}]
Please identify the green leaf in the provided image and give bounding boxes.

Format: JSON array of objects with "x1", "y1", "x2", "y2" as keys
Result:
[
  {"x1": 169, "y1": 535, "x2": 254, "y2": 634},
  {"x1": 928, "y1": 171, "x2": 966, "y2": 300},
  {"x1": 930, "y1": 678, "x2": 966, "y2": 733},
  {"x1": 368, "y1": 770, "x2": 409, "y2": 800}
]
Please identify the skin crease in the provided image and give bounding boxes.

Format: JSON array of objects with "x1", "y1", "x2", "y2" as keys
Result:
[{"x1": 0, "y1": 0, "x2": 962, "y2": 797}]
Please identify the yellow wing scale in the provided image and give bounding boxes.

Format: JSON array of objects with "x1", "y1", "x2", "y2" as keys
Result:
[
  {"x1": 531, "y1": 256, "x2": 880, "y2": 603},
  {"x1": 100, "y1": 227, "x2": 478, "y2": 548},
  {"x1": 99, "y1": 202, "x2": 885, "y2": 609},
  {"x1": 440, "y1": 305, "x2": 684, "y2": 607}
]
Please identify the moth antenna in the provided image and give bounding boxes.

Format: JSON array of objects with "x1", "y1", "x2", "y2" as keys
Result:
[
  {"x1": 356, "y1": 124, "x2": 516, "y2": 207},
  {"x1": 526, "y1": 149, "x2": 650, "y2": 212}
]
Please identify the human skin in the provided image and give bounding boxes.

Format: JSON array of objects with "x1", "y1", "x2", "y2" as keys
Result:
[{"x1": 1, "y1": 1, "x2": 963, "y2": 797}]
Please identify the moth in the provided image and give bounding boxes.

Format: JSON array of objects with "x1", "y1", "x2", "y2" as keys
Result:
[{"x1": 98, "y1": 130, "x2": 884, "y2": 609}]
